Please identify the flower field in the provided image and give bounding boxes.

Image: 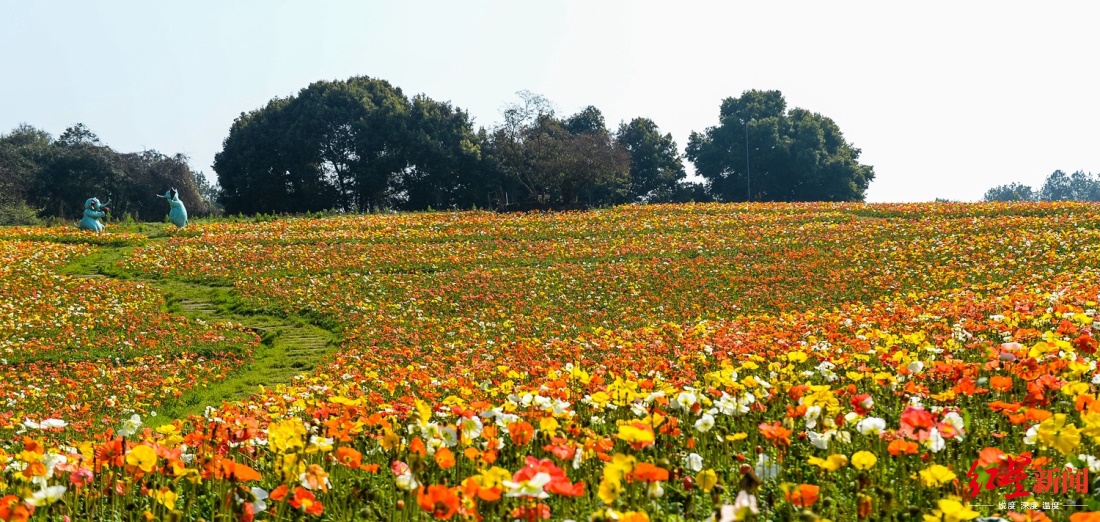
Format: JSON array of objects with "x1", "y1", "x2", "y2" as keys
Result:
[
  {"x1": 5, "y1": 202, "x2": 1100, "y2": 520},
  {"x1": 0, "y1": 237, "x2": 258, "y2": 432}
]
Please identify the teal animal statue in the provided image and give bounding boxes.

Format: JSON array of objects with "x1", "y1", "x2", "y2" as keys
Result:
[
  {"x1": 158, "y1": 188, "x2": 188, "y2": 228},
  {"x1": 78, "y1": 197, "x2": 110, "y2": 232}
]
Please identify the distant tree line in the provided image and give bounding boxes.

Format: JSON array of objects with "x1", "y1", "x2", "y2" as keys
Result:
[
  {"x1": 0, "y1": 124, "x2": 217, "y2": 225},
  {"x1": 983, "y1": 170, "x2": 1100, "y2": 202},
  {"x1": 1, "y1": 77, "x2": 877, "y2": 222},
  {"x1": 213, "y1": 81, "x2": 706, "y2": 214},
  {"x1": 213, "y1": 78, "x2": 874, "y2": 214}
]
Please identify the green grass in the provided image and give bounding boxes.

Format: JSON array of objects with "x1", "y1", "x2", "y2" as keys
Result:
[{"x1": 55, "y1": 235, "x2": 341, "y2": 427}]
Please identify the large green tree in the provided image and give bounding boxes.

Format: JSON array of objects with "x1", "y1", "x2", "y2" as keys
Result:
[
  {"x1": 216, "y1": 97, "x2": 318, "y2": 215},
  {"x1": 215, "y1": 76, "x2": 484, "y2": 214},
  {"x1": 615, "y1": 117, "x2": 686, "y2": 202},
  {"x1": 686, "y1": 90, "x2": 874, "y2": 202},
  {"x1": 398, "y1": 96, "x2": 487, "y2": 210}
]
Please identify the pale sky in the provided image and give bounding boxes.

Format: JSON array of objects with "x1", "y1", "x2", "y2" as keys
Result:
[{"x1": 2, "y1": 1, "x2": 1098, "y2": 202}]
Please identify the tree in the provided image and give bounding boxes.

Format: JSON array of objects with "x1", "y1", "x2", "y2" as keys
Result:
[
  {"x1": 0, "y1": 125, "x2": 51, "y2": 223},
  {"x1": 114, "y1": 151, "x2": 209, "y2": 219},
  {"x1": 485, "y1": 91, "x2": 555, "y2": 206},
  {"x1": 667, "y1": 181, "x2": 714, "y2": 203},
  {"x1": 686, "y1": 90, "x2": 874, "y2": 202},
  {"x1": 1039, "y1": 170, "x2": 1100, "y2": 201},
  {"x1": 564, "y1": 106, "x2": 606, "y2": 135},
  {"x1": 1, "y1": 124, "x2": 210, "y2": 222},
  {"x1": 216, "y1": 97, "x2": 313, "y2": 215},
  {"x1": 215, "y1": 76, "x2": 486, "y2": 214},
  {"x1": 616, "y1": 118, "x2": 686, "y2": 202},
  {"x1": 397, "y1": 96, "x2": 487, "y2": 210},
  {"x1": 57, "y1": 123, "x2": 101, "y2": 147},
  {"x1": 486, "y1": 96, "x2": 629, "y2": 207},
  {"x1": 193, "y1": 172, "x2": 223, "y2": 215},
  {"x1": 981, "y1": 170, "x2": 1100, "y2": 202},
  {"x1": 31, "y1": 125, "x2": 128, "y2": 219},
  {"x1": 983, "y1": 182, "x2": 1036, "y2": 202}
]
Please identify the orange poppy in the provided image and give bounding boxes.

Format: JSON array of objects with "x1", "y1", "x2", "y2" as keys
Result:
[
  {"x1": 289, "y1": 487, "x2": 323, "y2": 516},
  {"x1": 435, "y1": 447, "x2": 456, "y2": 469},
  {"x1": 418, "y1": 484, "x2": 460, "y2": 520},
  {"x1": 758, "y1": 422, "x2": 792, "y2": 447},
  {"x1": 0, "y1": 495, "x2": 33, "y2": 522},
  {"x1": 409, "y1": 437, "x2": 427, "y2": 456},
  {"x1": 990, "y1": 376, "x2": 1014, "y2": 392},
  {"x1": 784, "y1": 483, "x2": 820, "y2": 508},
  {"x1": 887, "y1": 439, "x2": 919, "y2": 456},
  {"x1": 335, "y1": 447, "x2": 362, "y2": 469},
  {"x1": 631, "y1": 462, "x2": 669, "y2": 483},
  {"x1": 508, "y1": 421, "x2": 535, "y2": 446}
]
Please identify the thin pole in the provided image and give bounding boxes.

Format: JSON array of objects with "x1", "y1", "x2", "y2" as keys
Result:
[{"x1": 745, "y1": 120, "x2": 751, "y2": 202}]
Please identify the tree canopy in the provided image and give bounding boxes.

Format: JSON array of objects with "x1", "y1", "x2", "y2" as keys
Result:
[
  {"x1": 5, "y1": 78, "x2": 890, "y2": 223},
  {"x1": 215, "y1": 77, "x2": 486, "y2": 214},
  {"x1": 213, "y1": 82, "x2": 882, "y2": 213},
  {"x1": 615, "y1": 117, "x2": 687, "y2": 202},
  {"x1": 0, "y1": 124, "x2": 213, "y2": 224},
  {"x1": 983, "y1": 170, "x2": 1100, "y2": 202},
  {"x1": 485, "y1": 96, "x2": 629, "y2": 207},
  {"x1": 982, "y1": 182, "x2": 1037, "y2": 202},
  {"x1": 215, "y1": 85, "x2": 710, "y2": 213},
  {"x1": 686, "y1": 90, "x2": 874, "y2": 202}
]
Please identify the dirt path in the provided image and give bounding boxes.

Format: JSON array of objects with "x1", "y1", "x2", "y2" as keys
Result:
[{"x1": 61, "y1": 241, "x2": 340, "y2": 423}]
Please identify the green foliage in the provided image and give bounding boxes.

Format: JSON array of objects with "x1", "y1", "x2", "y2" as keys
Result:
[
  {"x1": 667, "y1": 181, "x2": 714, "y2": 203},
  {"x1": 0, "y1": 197, "x2": 42, "y2": 225},
  {"x1": 1039, "y1": 170, "x2": 1100, "y2": 201},
  {"x1": 983, "y1": 182, "x2": 1036, "y2": 202},
  {"x1": 686, "y1": 90, "x2": 874, "y2": 202},
  {"x1": 0, "y1": 124, "x2": 211, "y2": 222},
  {"x1": 398, "y1": 95, "x2": 491, "y2": 210},
  {"x1": 193, "y1": 170, "x2": 224, "y2": 216},
  {"x1": 564, "y1": 105, "x2": 607, "y2": 135},
  {"x1": 616, "y1": 117, "x2": 687, "y2": 202},
  {"x1": 215, "y1": 76, "x2": 489, "y2": 214},
  {"x1": 982, "y1": 171, "x2": 1100, "y2": 202},
  {"x1": 486, "y1": 96, "x2": 629, "y2": 207}
]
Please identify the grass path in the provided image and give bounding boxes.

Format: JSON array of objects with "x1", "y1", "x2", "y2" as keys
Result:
[{"x1": 58, "y1": 238, "x2": 339, "y2": 425}]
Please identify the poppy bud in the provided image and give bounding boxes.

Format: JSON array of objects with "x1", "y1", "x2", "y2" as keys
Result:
[
  {"x1": 882, "y1": 488, "x2": 895, "y2": 504},
  {"x1": 682, "y1": 475, "x2": 694, "y2": 490},
  {"x1": 396, "y1": 499, "x2": 405, "y2": 510},
  {"x1": 858, "y1": 495, "x2": 873, "y2": 519},
  {"x1": 739, "y1": 472, "x2": 760, "y2": 492}
]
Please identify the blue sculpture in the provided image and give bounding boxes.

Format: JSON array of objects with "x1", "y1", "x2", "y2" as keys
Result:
[
  {"x1": 158, "y1": 188, "x2": 188, "y2": 228},
  {"x1": 78, "y1": 197, "x2": 110, "y2": 232}
]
